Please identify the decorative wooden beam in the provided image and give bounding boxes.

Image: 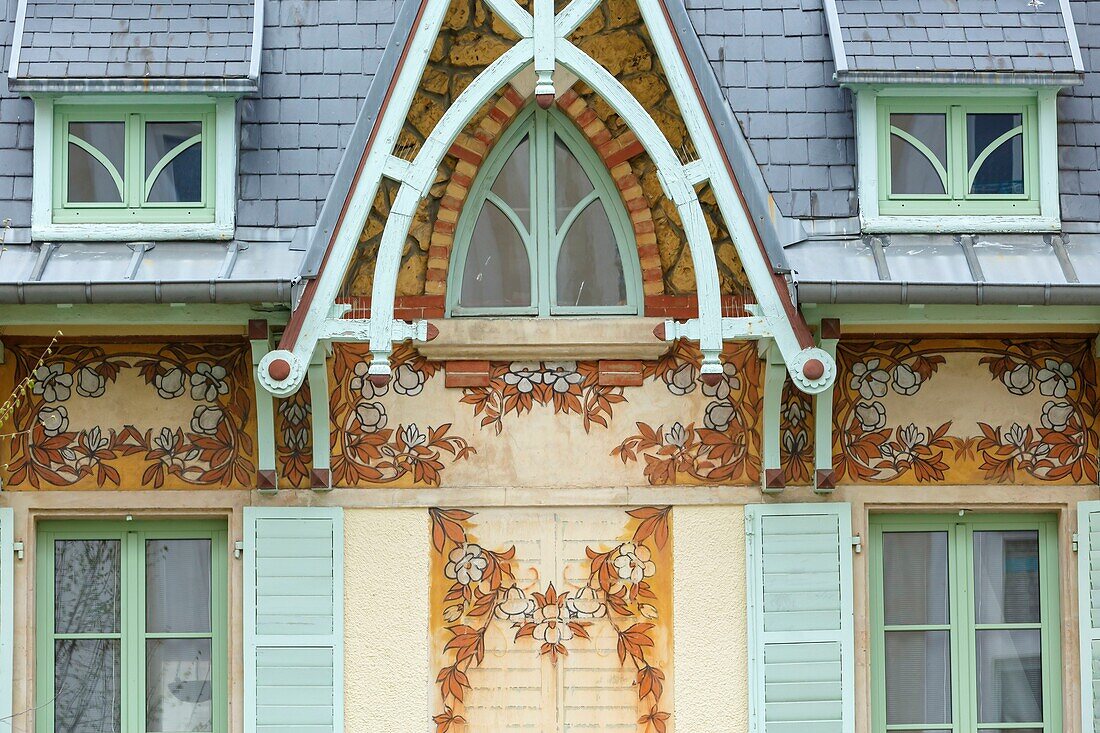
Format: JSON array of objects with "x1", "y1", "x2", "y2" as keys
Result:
[
  {"x1": 248, "y1": 319, "x2": 278, "y2": 494},
  {"x1": 814, "y1": 318, "x2": 841, "y2": 493},
  {"x1": 761, "y1": 345, "x2": 787, "y2": 494},
  {"x1": 307, "y1": 355, "x2": 332, "y2": 491}
]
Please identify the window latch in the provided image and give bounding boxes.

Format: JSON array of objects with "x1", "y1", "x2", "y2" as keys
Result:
[
  {"x1": 13, "y1": 541, "x2": 23, "y2": 560},
  {"x1": 851, "y1": 535, "x2": 862, "y2": 554},
  {"x1": 234, "y1": 540, "x2": 244, "y2": 559}
]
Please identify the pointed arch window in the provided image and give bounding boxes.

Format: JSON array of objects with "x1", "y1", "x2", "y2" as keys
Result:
[{"x1": 448, "y1": 106, "x2": 642, "y2": 316}]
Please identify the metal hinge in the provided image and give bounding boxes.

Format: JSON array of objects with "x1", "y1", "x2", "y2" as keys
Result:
[
  {"x1": 12, "y1": 541, "x2": 23, "y2": 560},
  {"x1": 1073, "y1": 533, "x2": 1080, "y2": 553},
  {"x1": 851, "y1": 535, "x2": 862, "y2": 554},
  {"x1": 234, "y1": 541, "x2": 244, "y2": 559}
]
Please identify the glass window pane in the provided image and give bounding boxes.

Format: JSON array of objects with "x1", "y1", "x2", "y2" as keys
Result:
[
  {"x1": 889, "y1": 113, "x2": 947, "y2": 195},
  {"x1": 490, "y1": 135, "x2": 530, "y2": 228},
  {"x1": 459, "y1": 201, "x2": 531, "y2": 308},
  {"x1": 55, "y1": 638, "x2": 121, "y2": 733},
  {"x1": 555, "y1": 201, "x2": 627, "y2": 308},
  {"x1": 67, "y1": 121, "x2": 125, "y2": 204},
  {"x1": 147, "y1": 539, "x2": 212, "y2": 634},
  {"x1": 968, "y1": 113, "x2": 1024, "y2": 195},
  {"x1": 554, "y1": 136, "x2": 594, "y2": 227},
  {"x1": 885, "y1": 630, "x2": 952, "y2": 725},
  {"x1": 976, "y1": 629, "x2": 1043, "y2": 724},
  {"x1": 974, "y1": 530, "x2": 1040, "y2": 624},
  {"x1": 145, "y1": 121, "x2": 203, "y2": 204},
  {"x1": 54, "y1": 539, "x2": 121, "y2": 634},
  {"x1": 146, "y1": 639, "x2": 214, "y2": 733},
  {"x1": 883, "y1": 531, "x2": 949, "y2": 626}
]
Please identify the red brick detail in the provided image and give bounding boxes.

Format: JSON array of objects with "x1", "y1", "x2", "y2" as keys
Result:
[
  {"x1": 445, "y1": 360, "x2": 492, "y2": 388},
  {"x1": 447, "y1": 142, "x2": 484, "y2": 165},
  {"x1": 598, "y1": 360, "x2": 645, "y2": 387},
  {"x1": 643, "y1": 295, "x2": 753, "y2": 319}
]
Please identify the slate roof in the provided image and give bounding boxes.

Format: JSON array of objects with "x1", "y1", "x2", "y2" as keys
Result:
[
  {"x1": 11, "y1": 0, "x2": 262, "y2": 92},
  {"x1": 827, "y1": 0, "x2": 1084, "y2": 78}
]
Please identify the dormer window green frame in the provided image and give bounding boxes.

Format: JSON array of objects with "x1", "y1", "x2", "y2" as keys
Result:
[
  {"x1": 446, "y1": 105, "x2": 643, "y2": 317},
  {"x1": 32, "y1": 95, "x2": 237, "y2": 241},
  {"x1": 855, "y1": 86, "x2": 1060, "y2": 233}
]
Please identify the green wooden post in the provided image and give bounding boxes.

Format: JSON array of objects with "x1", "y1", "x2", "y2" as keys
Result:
[
  {"x1": 250, "y1": 320, "x2": 278, "y2": 493},
  {"x1": 761, "y1": 344, "x2": 787, "y2": 492}
]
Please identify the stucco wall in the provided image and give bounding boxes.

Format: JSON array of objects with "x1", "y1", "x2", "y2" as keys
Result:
[
  {"x1": 674, "y1": 504, "x2": 748, "y2": 731},
  {"x1": 345, "y1": 508, "x2": 429, "y2": 730}
]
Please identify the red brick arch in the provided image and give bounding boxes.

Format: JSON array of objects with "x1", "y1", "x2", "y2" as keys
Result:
[{"x1": 423, "y1": 83, "x2": 664, "y2": 300}]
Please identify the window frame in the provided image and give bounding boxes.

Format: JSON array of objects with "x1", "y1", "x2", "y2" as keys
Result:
[
  {"x1": 446, "y1": 104, "x2": 643, "y2": 318},
  {"x1": 32, "y1": 95, "x2": 237, "y2": 241},
  {"x1": 868, "y1": 512, "x2": 1062, "y2": 733},
  {"x1": 35, "y1": 519, "x2": 229, "y2": 733},
  {"x1": 854, "y1": 86, "x2": 1061, "y2": 233}
]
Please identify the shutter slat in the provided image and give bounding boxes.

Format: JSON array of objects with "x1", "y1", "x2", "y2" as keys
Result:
[
  {"x1": 747, "y1": 504, "x2": 854, "y2": 733},
  {"x1": 1079, "y1": 502, "x2": 1100, "y2": 733},
  {"x1": 246, "y1": 508, "x2": 343, "y2": 733}
]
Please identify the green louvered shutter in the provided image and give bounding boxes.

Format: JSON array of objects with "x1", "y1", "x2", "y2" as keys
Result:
[
  {"x1": 1079, "y1": 501, "x2": 1100, "y2": 733},
  {"x1": 0, "y1": 507, "x2": 12, "y2": 727},
  {"x1": 746, "y1": 503, "x2": 854, "y2": 733},
  {"x1": 245, "y1": 507, "x2": 344, "y2": 733}
]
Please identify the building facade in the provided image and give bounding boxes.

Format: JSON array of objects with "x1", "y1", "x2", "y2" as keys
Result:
[{"x1": 0, "y1": 0, "x2": 1097, "y2": 732}]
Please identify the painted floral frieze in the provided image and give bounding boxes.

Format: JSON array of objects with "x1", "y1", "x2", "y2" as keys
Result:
[
  {"x1": 329, "y1": 343, "x2": 475, "y2": 487},
  {"x1": 430, "y1": 506, "x2": 674, "y2": 732},
  {"x1": 1, "y1": 340, "x2": 255, "y2": 489},
  {"x1": 834, "y1": 338, "x2": 1099, "y2": 484}
]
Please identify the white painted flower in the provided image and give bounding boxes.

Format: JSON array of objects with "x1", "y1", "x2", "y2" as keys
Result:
[
  {"x1": 284, "y1": 427, "x2": 309, "y2": 451},
  {"x1": 154, "y1": 427, "x2": 182, "y2": 455},
  {"x1": 495, "y1": 586, "x2": 536, "y2": 621},
  {"x1": 443, "y1": 604, "x2": 464, "y2": 623},
  {"x1": 783, "y1": 398, "x2": 808, "y2": 425},
  {"x1": 532, "y1": 602, "x2": 573, "y2": 644},
  {"x1": 400, "y1": 424, "x2": 427, "y2": 448},
  {"x1": 155, "y1": 367, "x2": 187, "y2": 399},
  {"x1": 355, "y1": 401, "x2": 387, "y2": 432},
  {"x1": 190, "y1": 405, "x2": 223, "y2": 435},
  {"x1": 666, "y1": 362, "x2": 697, "y2": 396},
  {"x1": 1037, "y1": 359, "x2": 1076, "y2": 398},
  {"x1": 704, "y1": 401, "x2": 735, "y2": 431},
  {"x1": 1041, "y1": 400, "x2": 1074, "y2": 432},
  {"x1": 503, "y1": 362, "x2": 544, "y2": 393},
  {"x1": 612, "y1": 542, "x2": 656, "y2": 585},
  {"x1": 82, "y1": 426, "x2": 109, "y2": 453},
  {"x1": 350, "y1": 361, "x2": 388, "y2": 399},
  {"x1": 190, "y1": 363, "x2": 229, "y2": 402},
  {"x1": 891, "y1": 364, "x2": 922, "y2": 396},
  {"x1": 897, "y1": 423, "x2": 926, "y2": 449},
  {"x1": 75, "y1": 367, "x2": 106, "y2": 398},
  {"x1": 32, "y1": 364, "x2": 72, "y2": 403},
  {"x1": 1006, "y1": 423, "x2": 1029, "y2": 449},
  {"x1": 444, "y1": 544, "x2": 488, "y2": 586},
  {"x1": 854, "y1": 401, "x2": 887, "y2": 432},
  {"x1": 542, "y1": 362, "x2": 583, "y2": 393},
  {"x1": 278, "y1": 399, "x2": 309, "y2": 425},
  {"x1": 849, "y1": 359, "x2": 889, "y2": 400},
  {"x1": 782, "y1": 428, "x2": 808, "y2": 456},
  {"x1": 38, "y1": 406, "x2": 69, "y2": 436},
  {"x1": 664, "y1": 422, "x2": 688, "y2": 448},
  {"x1": 392, "y1": 364, "x2": 426, "y2": 396},
  {"x1": 701, "y1": 362, "x2": 740, "y2": 399},
  {"x1": 565, "y1": 586, "x2": 606, "y2": 619},
  {"x1": 1001, "y1": 362, "x2": 1035, "y2": 395}
]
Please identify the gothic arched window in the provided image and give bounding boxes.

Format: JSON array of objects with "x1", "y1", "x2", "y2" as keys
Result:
[{"x1": 448, "y1": 105, "x2": 642, "y2": 316}]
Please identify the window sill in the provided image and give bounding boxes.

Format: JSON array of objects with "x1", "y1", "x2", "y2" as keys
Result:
[
  {"x1": 31, "y1": 221, "x2": 234, "y2": 242},
  {"x1": 417, "y1": 317, "x2": 670, "y2": 361},
  {"x1": 861, "y1": 214, "x2": 1060, "y2": 234}
]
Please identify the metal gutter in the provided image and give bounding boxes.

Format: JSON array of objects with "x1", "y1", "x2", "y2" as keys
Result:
[
  {"x1": 8, "y1": 78, "x2": 259, "y2": 94},
  {"x1": 0, "y1": 279, "x2": 295, "y2": 305},
  {"x1": 297, "y1": 0, "x2": 422, "y2": 279},
  {"x1": 796, "y1": 280, "x2": 1100, "y2": 306},
  {"x1": 663, "y1": 0, "x2": 798, "y2": 269},
  {"x1": 834, "y1": 70, "x2": 1084, "y2": 87}
]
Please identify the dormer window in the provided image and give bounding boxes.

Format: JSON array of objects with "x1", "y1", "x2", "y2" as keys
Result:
[
  {"x1": 32, "y1": 96, "x2": 237, "y2": 241},
  {"x1": 447, "y1": 105, "x2": 642, "y2": 316},
  {"x1": 854, "y1": 89, "x2": 1060, "y2": 233}
]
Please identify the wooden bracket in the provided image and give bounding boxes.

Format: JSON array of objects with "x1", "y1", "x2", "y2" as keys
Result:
[
  {"x1": 307, "y1": 358, "x2": 332, "y2": 491},
  {"x1": 761, "y1": 346, "x2": 787, "y2": 494},
  {"x1": 814, "y1": 320, "x2": 840, "y2": 493},
  {"x1": 250, "y1": 321, "x2": 278, "y2": 493}
]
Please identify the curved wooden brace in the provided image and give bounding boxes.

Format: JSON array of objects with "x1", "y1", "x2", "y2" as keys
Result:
[{"x1": 67, "y1": 134, "x2": 125, "y2": 201}]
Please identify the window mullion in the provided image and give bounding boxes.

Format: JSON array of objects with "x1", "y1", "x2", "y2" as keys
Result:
[
  {"x1": 534, "y1": 109, "x2": 552, "y2": 317},
  {"x1": 126, "y1": 113, "x2": 141, "y2": 212},
  {"x1": 947, "y1": 520, "x2": 968, "y2": 733},
  {"x1": 958, "y1": 521, "x2": 978, "y2": 733},
  {"x1": 126, "y1": 529, "x2": 143, "y2": 733}
]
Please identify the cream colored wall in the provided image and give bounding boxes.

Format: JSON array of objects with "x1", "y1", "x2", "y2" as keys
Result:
[
  {"x1": 673, "y1": 505, "x2": 748, "y2": 731},
  {"x1": 344, "y1": 508, "x2": 429, "y2": 731}
]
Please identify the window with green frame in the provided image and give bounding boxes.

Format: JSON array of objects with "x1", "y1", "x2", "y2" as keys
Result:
[
  {"x1": 53, "y1": 105, "x2": 215, "y2": 224},
  {"x1": 869, "y1": 513, "x2": 1061, "y2": 733},
  {"x1": 447, "y1": 105, "x2": 642, "y2": 316},
  {"x1": 878, "y1": 99, "x2": 1039, "y2": 216},
  {"x1": 36, "y1": 520, "x2": 227, "y2": 733}
]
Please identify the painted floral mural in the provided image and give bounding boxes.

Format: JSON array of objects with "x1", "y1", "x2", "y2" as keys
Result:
[
  {"x1": 329, "y1": 343, "x2": 475, "y2": 487},
  {"x1": 0, "y1": 340, "x2": 255, "y2": 489},
  {"x1": 834, "y1": 338, "x2": 1099, "y2": 484},
  {"x1": 276, "y1": 382, "x2": 313, "y2": 488},
  {"x1": 430, "y1": 507, "x2": 674, "y2": 732}
]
